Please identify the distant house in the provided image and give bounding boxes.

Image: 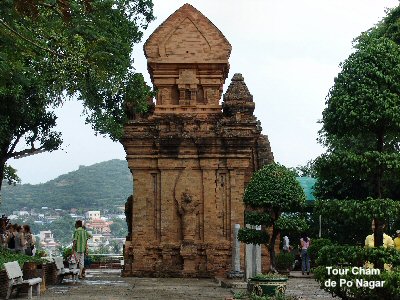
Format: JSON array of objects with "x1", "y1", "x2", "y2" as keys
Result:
[
  {"x1": 86, "y1": 218, "x2": 113, "y2": 234},
  {"x1": 39, "y1": 230, "x2": 59, "y2": 251},
  {"x1": 46, "y1": 215, "x2": 60, "y2": 223},
  {"x1": 85, "y1": 211, "x2": 101, "y2": 221},
  {"x1": 13, "y1": 210, "x2": 30, "y2": 216},
  {"x1": 87, "y1": 233, "x2": 108, "y2": 250},
  {"x1": 8, "y1": 214, "x2": 18, "y2": 220}
]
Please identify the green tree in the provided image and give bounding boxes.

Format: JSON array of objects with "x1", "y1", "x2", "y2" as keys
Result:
[
  {"x1": 315, "y1": 7, "x2": 400, "y2": 249},
  {"x1": 0, "y1": 0, "x2": 154, "y2": 195},
  {"x1": 109, "y1": 240, "x2": 122, "y2": 254},
  {"x1": 295, "y1": 160, "x2": 316, "y2": 178},
  {"x1": 3, "y1": 164, "x2": 21, "y2": 186},
  {"x1": 110, "y1": 218, "x2": 127, "y2": 238},
  {"x1": 238, "y1": 163, "x2": 307, "y2": 270},
  {"x1": 48, "y1": 215, "x2": 75, "y2": 245},
  {"x1": 315, "y1": 36, "x2": 400, "y2": 201},
  {"x1": 0, "y1": 80, "x2": 62, "y2": 192}
]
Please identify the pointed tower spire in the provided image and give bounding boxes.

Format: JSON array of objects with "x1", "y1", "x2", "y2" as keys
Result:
[{"x1": 223, "y1": 73, "x2": 255, "y2": 116}]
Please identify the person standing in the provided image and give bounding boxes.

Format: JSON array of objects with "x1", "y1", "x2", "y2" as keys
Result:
[
  {"x1": 0, "y1": 218, "x2": 7, "y2": 248},
  {"x1": 14, "y1": 225, "x2": 26, "y2": 254},
  {"x1": 81, "y1": 225, "x2": 92, "y2": 278},
  {"x1": 394, "y1": 230, "x2": 400, "y2": 251},
  {"x1": 364, "y1": 220, "x2": 393, "y2": 270},
  {"x1": 73, "y1": 220, "x2": 89, "y2": 279},
  {"x1": 23, "y1": 224, "x2": 35, "y2": 256},
  {"x1": 283, "y1": 235, "x2": 290, "y2": 252},
  {"x1": 6, "y1": 224, "x2": 16, "y2": 250},
  {"x1": 365, "y1": 220, "x2": 394, "y2": 248},
  {"x1": 300, "y1": 233, "x2": 311, "y2": 275}
]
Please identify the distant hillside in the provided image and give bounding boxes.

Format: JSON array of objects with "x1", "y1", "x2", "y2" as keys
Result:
[{"x1": 0, "y1": 159, "x2": 133, "y2": 214}]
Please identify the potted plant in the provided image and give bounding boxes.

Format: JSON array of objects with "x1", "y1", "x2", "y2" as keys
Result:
[
  {"x1": 62, "y1": 247, "x2": 76, "y2": 268},
  {"x1": 247, "y1": 273, "x2": 288, "y2": 297},
  {"x1": 275, "y1": 252, "x2": 295, "y2": 275}
]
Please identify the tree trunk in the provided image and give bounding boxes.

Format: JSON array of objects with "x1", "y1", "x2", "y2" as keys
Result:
[
  {"x1": 375, "y1": 131, "x2": 384, "y2": 199},
  {"x1": 373, "y1": 132, "x2": 384, "y2": 269},
  {"x1": 373, "y1": 218, "x2": 384, "y2": 270},
  {"x1": 0, "y1": 159, "x2": 5, "y2": 191},
  {"x1": 268, "y1": 223, "x2": 280, "y2": 271},
  {"x1": 0, "y1": 159, "x2": 5, "y2": 206}
]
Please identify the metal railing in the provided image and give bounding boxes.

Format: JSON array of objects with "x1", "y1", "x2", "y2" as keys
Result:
[{"x1": 87, "y1": 254, "x2": 123, "y2": 269}]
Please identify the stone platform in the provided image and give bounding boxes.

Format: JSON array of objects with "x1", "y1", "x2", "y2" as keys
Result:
[{"x1": 11, "y1": 269, "x2": 335, "y2": 300}]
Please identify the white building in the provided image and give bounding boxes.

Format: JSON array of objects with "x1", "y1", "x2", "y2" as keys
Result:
[
  {"x1": 13, "y1": 211, "x2": 30, "y2": 216},
  {"x1": 39, "y1": 230, "x2": 59, "y2": 251},
  {"x1": 87, "y1": 233, "x2": 106, "y2": 250},
  {"x1": 85, "y1": 211, "x2": 101, "y2": 220}
]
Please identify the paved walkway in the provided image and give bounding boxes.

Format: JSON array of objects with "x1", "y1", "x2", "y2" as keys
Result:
[
  {"x1": 226, "y1": 271, "x2": 335, "y2": 300},
  {"x1": 40, "y1": 270, "x2": 232, "y2": 300},
  {"x1": 286, "y1": 272, "x2": 335, "y2": 300},
  {"x1": 12, "y1": 269, "x2": 335, "y2": 300}
]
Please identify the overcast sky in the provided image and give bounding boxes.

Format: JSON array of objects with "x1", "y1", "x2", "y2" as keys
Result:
[{"x1": 8, "y1": 0, "x2": 400, "y2": 184}]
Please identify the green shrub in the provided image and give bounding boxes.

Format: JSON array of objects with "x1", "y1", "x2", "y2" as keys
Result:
[
  {"x1": 316, "y1": 245, "x2": 400, "y2": 267},
  {"x1": 275, "y1": 252, "x2": 295, "y2": 271},
  {"x1": 307, "y1": 238, "x2": 333, "y2": 266},
  {"x1": 314, "y1": 245, "x2": 400, "y2": 299},
  {"x1": 34, "y1": 249, "x2": 47, "y2": 257},
  {"x1": 314, "y1": 266, "x2": 400, "y2": 300},
  {"x1": 0, "y1": 248, "x2": 45, "y2": 270},
  {"x1": 62, "y1": 247, "x2": 73, "y2": 260}
]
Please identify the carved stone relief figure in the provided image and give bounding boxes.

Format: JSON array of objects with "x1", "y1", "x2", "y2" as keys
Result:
[
  {"x1": 178, "y1": 189, "x2": 199, "y2": 242},
  {"x1": 177, "y1": 69, "x2": 199, "y2": 104},
  {"x1": 160, "y1": 88, "x2": 171, "y2": 105}
]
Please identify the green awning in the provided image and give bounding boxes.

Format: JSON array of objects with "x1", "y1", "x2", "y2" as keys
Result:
[{"x1": 296, "y1": 177, "x2": 316, "y2": 202}]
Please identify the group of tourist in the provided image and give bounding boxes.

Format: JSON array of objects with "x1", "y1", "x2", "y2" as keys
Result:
[
  {"x1": 283, "y1": 220, "x2": 400, "y2": 275},
  {"x1": 0, "y1": 218, "x2": 91, "y2": 280},
  {"x1": 0, "y1": 223, "x2": 36, "y2": 256}
]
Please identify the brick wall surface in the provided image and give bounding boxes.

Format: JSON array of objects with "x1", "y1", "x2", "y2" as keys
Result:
[{"x1": 0, "y1": 270, "x2": 8, "y2": 298}]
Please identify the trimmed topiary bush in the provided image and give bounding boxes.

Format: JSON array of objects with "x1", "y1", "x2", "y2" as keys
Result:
[{"x1": 238, "y1": 163, "x2": 307, "y2": 270}]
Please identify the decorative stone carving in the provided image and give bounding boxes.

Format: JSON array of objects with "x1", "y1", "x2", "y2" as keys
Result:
[
  {"x1": 176, "y1": 69, "x2": 199, "y2": 86},
  {"x1": 159, "y1": 88, "x2": 171, "y2": 105},
  {"x1": 177, "y1": 189, "x2": 199, "y2": 242},
  {"x1": 204, "y1": 88, "x2": 218, "y2": 104}
]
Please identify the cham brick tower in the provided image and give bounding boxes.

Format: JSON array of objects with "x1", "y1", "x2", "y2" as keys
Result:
[{"x1": 122, "y1": 3, "x2": 274, "y2": 277}]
